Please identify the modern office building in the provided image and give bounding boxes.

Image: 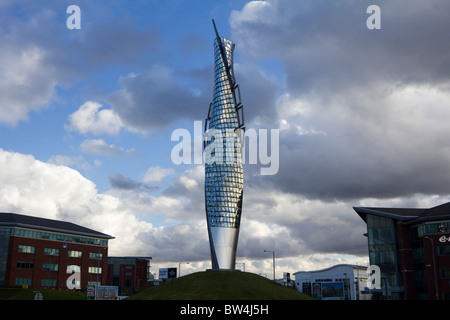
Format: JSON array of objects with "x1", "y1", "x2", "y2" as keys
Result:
[
  {"x1": 204, "y1": 20, "x2": 245, "y2": 270},
  {"x1": 0, "y1": 212, "x2": 114, "y2": 289},
  {"x1": 294, "y1": 264, "x2": 372, "y2": 300},
  {"x1": 106, "y1": 256, "x2": 152, "y2": 294},
  {"x1": 354, "y1": 202, "x2": 450, "y2": 300}
]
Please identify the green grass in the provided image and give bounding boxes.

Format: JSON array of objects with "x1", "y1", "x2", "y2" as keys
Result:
[
  {"x1": 1, "y1": 271, "x2": 312, "y2": 300},
  {"x1": 0, "y1": 287, "x2": 86, "y2": 300},
  {"x1": 127, "y1": 270, "x2": 311, "y2": 300}
]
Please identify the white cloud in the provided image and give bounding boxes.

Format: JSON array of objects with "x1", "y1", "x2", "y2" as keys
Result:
[
  {"x1": 5, "y1": 0, "x2": 450, "y2": 277},
  {"x1": 107, "y1": 65, "x2": 209, "y2": 133},
  {"x1": 230, "y1": 1, "x2": 275, "y2": 26},
  {"x1": 230, "y1": 0, "x2": 450, "y2": 201},
  {"x1": 0, "y1": 148, "x2": 198, "y2": 258},
  {"x1": 80, "y1": 139, "x2": 125, "y2": 156},
  {"x1": 3, "y1": 147, "x2": 435, "y2": 275},
  {"x1": 66, "y1": 101, "x2": 124, "y2": 135},
  {"x1": 142, "y1": 166, "x2": 174, "y2": 183},
  {"x1": 0, "y1": 2, "x2": 159, "y2": 127},
  {"x1": 47, "y1": 154, "x2": 95, "y2": 173},
  {"x1": 0, "y1": 45, "x2": 56, "y2": 125}
]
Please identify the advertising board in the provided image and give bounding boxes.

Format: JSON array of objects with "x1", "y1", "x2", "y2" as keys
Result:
[
  {"x1": 159, "y1": 267, "x2": 177, "y2": 279},
  {"x1": 321, "y1": 282, "x2": 344, "y2": 300},
  {"x1": 95, "y1": 285, "x2": 118, "y2": 300}
]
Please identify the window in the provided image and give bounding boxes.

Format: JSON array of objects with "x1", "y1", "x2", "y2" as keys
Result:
[
  {"x1": 424, "y1": 222, "x2": 450, "y2": 235},
  {"x1": 14, "y1": 228, "x2": 108, "y2": 247},
  {"x1": 41, "y1": 279, "x2": 57, "y2": 287},
  {"x1": 438, "y1": 245, "x2": 450, "y2": 256},
  {"x1": 18, "y1": 245, "x2": 35, "y2": 254},
  {"x1": 89, "y1": 252, "x2": 102, "y2": 260},
  {"x1": 89, "y1": 267, "x2": 102, "y2": 274},
  {"x1": 68, "y1": 250, "x2": 82, "y2": 258},
  {"x1": 15, "y1": 278, "x2": 32, "y2": 286},
  {"x1": 17, "y1": 261, "x2": 34, "y2": 269},
  {"x1": 43, "y1": 263, "x2": 58, "y2": 271},
  {"x1": 367, "y1": 215, "x2": 400, "y2": 288},
  {"x1": 439, "y1": 268, "x2": 450, "y2": 279},
  {"x1": 44, "y1": 248, "x2": 60, "y2": 256}
]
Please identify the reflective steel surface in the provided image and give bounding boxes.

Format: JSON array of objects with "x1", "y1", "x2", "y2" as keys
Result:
[{"x1": 204, "y1": 28, "x2": 244, "y2": 270}]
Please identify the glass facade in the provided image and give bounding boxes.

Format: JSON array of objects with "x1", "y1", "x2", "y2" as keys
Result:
[
  {"x1": 0, "y1": 227, "x2": 12, "y2": 286},
  {"x1": 366, "y1": 215, "x2": 401, "y2": 292},
  {"x1": 355, "y1": 204, "x2": 450, "y2": 300},
  {"x1": 14, "y1": 227, "x2": 108, "y2": 246},
  {"x1": 411, "y1": 225, "x2": 427, "y2": 299},
  {"x1": 204, "y1": 23, "x2": 244, "y2": 270},
  {"x1": 413, "y1": 221, "x2": 450, "y2": 299}
]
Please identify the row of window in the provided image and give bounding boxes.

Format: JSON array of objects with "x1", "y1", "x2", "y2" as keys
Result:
[
  {"x1": 214, "y1": 51, "x2": 233, "y2": 65},
  {"x1": 15, "y1": 262, "x2": 102, "y2": 274},
  {"x1": 14, "y1": 227, "x2": 108, "y2": 246},
  {"x1": 210, "y1": 101, "x2": 235, "y2": 112},
  {"x1": 211, "y1": 98, "x2": 234, "y2": 108},
  {"x1": 209, "y1": 121, "x2": 239, "y2": 131},
  {"x1": 214, "y1": 54, "x2": 232, "y2": 68},
  {"x1": 206, "y1": 175, "x2": 243, "y2": 183},
  {"x1": 206, "y1": 163, "x2": 243, "y2": 172},
  {"x1": 212, "y1": 88, "x2": 233, "y2": 99},
  {"x1": 204, "y1": 143, "x2": 241, "y2": 153},
  {"x1": 206, "y1": 163, "x2": 243, "y2": 173},
  {"x1": 209, "y1": 118, "x2": 238, "y2": 127},
  {"x1": 205, "y1": 181, "x2": 243, "y2": 188},
  {"x1": 205, "y1": 196, "x2": 241, "y2": 204},
  {"x1": 214, "y1": 59, "x2": 233, "y2": 74},
  {"x1": 440, "y1": 268, "x2": 450, "y2": 279},
  {"x1": 205, "y1": 186, "x2": 243, "y2": 194},
  {"x1": 438, "y1": 245, "x2": 450, "y2": 256},
  {"x1": 205, "y1": 200, "x2": 239, "y2": 208},
  {"x1": 18, "y1": 245, "x2": 102, "y2": 259},
  {"x1": 417, "y1": 222, "x2": 450, "y2": 237},
  {"x1": 14, "y1": 278, "x2": 101, "y2": 287}
]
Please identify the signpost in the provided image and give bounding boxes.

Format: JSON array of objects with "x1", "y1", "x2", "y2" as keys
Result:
[
  {"x1": 86, "y1": 285, "x2": 95, "y2": 300},
  {"x1": 94, "y1": 285, "x2": 118, "y2": 300},
  {"x1": 159, "y1": 267, "x2": 177, "y2": 280}
]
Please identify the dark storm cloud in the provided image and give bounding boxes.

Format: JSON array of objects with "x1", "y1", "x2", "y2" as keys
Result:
[
  {"x1": 231, "y1": 0, "x2": 450, "y2": 94},
  {"x1": 107, "y1": 62, "x2": 278, "y2": 133},
  {"x1": 108, "y1": 172, "x2": 158, "y2": 192},
  {"x1": 231, "y1": 0, "x2": 450, "y2": 201},
  {"x1": 0, "y1": 1, "x2": 161, "y2": 124},
  {"x1": 288, "y1": 218, "x2": 367, "y2": 255},
  {"x1": 107, "y1": 65, "x2": 208, "y2": 132}
]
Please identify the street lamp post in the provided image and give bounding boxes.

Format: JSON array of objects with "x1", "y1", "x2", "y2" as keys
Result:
[
  {"x1": 236, "y1": 262, "x2": 245, "y2": 272},
  {"x1": 178, "y1": 262, "x2": 190, "y2": 278},
  {"x1": 264, "y1": 250, "x2": 275, "y2": 280},
  {"x1": 424, "y1": 236, "x2": 439, "y2": 300}
]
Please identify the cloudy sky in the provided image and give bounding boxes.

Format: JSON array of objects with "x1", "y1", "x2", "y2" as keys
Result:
[{"x1": 1, "y1": 0, "x2": 450, "y2": 278}]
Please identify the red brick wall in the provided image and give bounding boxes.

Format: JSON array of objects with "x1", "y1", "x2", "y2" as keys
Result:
[
  {"x1": 6, "y1": 235, "x2": 108, "y2": 289},
  {"x1": 395, "y1": 223, "x2": 416, "y2": 299},
  {"x1": 423, "y1": 234, "x2": 450, "y2": 300}
]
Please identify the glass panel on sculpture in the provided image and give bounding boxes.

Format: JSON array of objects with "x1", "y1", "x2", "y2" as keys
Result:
[{"x1": 205, "y1": 26, "x2": 244, "y2": 269}]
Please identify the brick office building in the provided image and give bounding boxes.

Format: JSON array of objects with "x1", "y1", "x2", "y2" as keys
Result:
[
  {"x1": 354, "y1": 202, "x2": 450, "y2": 300},
  {"x1": 0, "y1": 212, "x2": 114, "y2": 289},
  {"x1": 106, "y1": 256, "x2": 152, "y2": 294}
]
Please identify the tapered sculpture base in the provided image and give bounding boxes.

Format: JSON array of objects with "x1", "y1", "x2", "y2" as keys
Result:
[{"x1": 208, "y1": 227, "x2": 239, "y2": 270}]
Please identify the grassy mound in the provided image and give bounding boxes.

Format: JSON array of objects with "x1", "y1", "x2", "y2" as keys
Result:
[
  {"x1": 0, "y1": 287, "x2": 85, "y2": 300},
  {"x1": 127, "y1": 270, "x2": 311, "y2": 300}
]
